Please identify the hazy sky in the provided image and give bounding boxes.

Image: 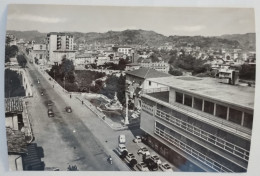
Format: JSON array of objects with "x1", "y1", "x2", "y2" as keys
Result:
[{"x1": 6, "y1": 4, "x2": 255, "y2": 36}]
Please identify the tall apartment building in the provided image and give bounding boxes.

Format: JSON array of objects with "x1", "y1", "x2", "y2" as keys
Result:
[
  {"x1": 47, "y1": 32, "x2": 76, "y2": 65},
  {"x1": 140, "y1": 76, "x2": 254, "y2": 172}
]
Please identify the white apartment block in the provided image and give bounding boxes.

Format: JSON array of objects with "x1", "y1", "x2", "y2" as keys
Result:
[{"x1": 47, "y1": 32, "x2": 75, "y2": 65}]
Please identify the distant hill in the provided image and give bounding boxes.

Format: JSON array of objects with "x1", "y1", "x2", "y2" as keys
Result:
[
  {"x1": 72, "y1": 29, "x2": 167, "y2": 46},
  {"x1": 167, "y1": 35, "x2": 241, "y2": 49},
  {"x1": 219, "y1": 33, "x2": 256, "y2": 51},
  {"x1": 7, "y1": 30, "x2": 46, "y2": 43},
  {"x1": 7, "y1": 30, "x2": 255, "y2": 50}
]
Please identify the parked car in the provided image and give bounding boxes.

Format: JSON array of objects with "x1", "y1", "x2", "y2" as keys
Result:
[
  {"x1": 137, "y1": 147, "x2": 150, "y2": 156},
  {"x1": 117, "y1": 144, "x2": 128, "y2": 154},
  {"x1": 65, "y1": 106, "x2": 72, "y2": 113},
  {"x1": 150, "y1": 155, "x2": 162, "y2": 165},
  {"x1": 133, "y1": 136, "x2": 142, "y2": 143},
  {"x1": 144, "y1": 158, "x2": 158, "y2": 171},
  {"x1": 136, "y1": 162, "x2": 149, "y2": 171},
  {"x1": 118, "y1": 134, "x2": 126, "y2": 144},
  {"x1": 125, "y1": 153, "x2": 136, "y2": 162},
  {"x1": 48, "y1": 109, "x2": 54, "y2": 117},
  {"x1": 159, "y1": 163, "x2": 173, "y2": 172},
  {"x1": 47, "y1": 100, "x2": 53, "y2": 106}
]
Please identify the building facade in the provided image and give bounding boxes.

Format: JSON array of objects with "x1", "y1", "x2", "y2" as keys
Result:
[
  {"x1": 140, "y1": 76, "x2": 254, "y2": 172},
  {"x1": 140, "y1": 61, "x2": 170, "y2": 73},
  {"x1": 30, "y1": 44, "x2": 47, "y2": 65},
  {"x1": 47, "y1": 32, "x2": 75, "y2": 65}
]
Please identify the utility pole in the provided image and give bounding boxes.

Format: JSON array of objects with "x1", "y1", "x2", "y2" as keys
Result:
[{"x1": 124, "y1": 92, "x2": 129, "y2": 125}]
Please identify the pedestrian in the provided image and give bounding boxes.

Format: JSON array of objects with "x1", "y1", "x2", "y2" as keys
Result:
[
  {"x1": 70, "y1": 94, "x2": 72, "y2": 98},
  {"x1": 82, "y1": 100, "x2": 84, "y2": 105}
]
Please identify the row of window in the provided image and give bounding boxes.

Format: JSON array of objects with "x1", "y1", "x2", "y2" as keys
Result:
[{"x1": 175, "y1": 92, "x2": 253, "y2": 129}]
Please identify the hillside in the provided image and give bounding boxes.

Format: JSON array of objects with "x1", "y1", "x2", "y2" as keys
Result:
[
  {"x1": 168, "y1": 35, "x2": 241, "y2": 49},
  {"x1": 7, "y1": 30, "x2": 255, "y2": 50},
  {"x1": 219, "y1": 33, "x2": 256, "y2": 51},
  {"x1": 7, "y1": 30, "x2": 46, "y2": 43}
]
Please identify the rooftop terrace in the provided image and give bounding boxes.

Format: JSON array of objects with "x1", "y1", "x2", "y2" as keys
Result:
[{"x1": 147, "y1": 76, "x2": 255, "y2": 110}]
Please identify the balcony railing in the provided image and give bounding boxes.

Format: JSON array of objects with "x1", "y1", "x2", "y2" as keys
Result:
[
  {"x1": 155, "y1": 108, "x2": 250, "y2": 161},
  {"x1": 142, "y1": 87, "x2": 169, "y2": 94},
  {"x1": 155, "y1": 127, "x2": 233, "y2": 172}
]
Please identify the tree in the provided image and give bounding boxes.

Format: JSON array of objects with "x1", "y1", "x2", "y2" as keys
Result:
[
  {"x1": 60, "y1": 57, "x2": 75, "y2": 83},
  {"x1": 169, "y1": 68, "x2": 183, "y2": 76},
  {"x1": 5, "y1": 45, "x2": 19, "y2": 63},
  {"x1": 17, "y1": 54, "x2": 27, "y2": 68},
  {"x1": 149, "y1": 53, "x2": 160, "y2": 63}
]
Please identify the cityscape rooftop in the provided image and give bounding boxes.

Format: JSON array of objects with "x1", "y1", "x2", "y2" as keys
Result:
[{"x1": 147, "y1": 76, "x2": 255, "y2": 110}]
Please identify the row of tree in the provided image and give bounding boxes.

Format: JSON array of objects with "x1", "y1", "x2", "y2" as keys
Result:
[{"x1": 48, "y1": 57, "x2": 76, "y2": 84}]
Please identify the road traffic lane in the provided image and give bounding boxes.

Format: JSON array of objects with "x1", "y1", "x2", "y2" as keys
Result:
[{"x1": 26, "y1": 63, "x2": 121, "y2": 171}]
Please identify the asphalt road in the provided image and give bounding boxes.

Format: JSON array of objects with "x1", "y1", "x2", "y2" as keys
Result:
[{"x1": 25, "y1": 61, "x2": 130, "y2": 171}]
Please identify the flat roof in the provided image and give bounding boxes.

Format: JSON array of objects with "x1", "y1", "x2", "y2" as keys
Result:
[
  {"x1": 126, "y1": 67, "x2": 171, "y2": 79},
  {"x1": 148, "y1": 76, "x2": 255, "y2": 110}
]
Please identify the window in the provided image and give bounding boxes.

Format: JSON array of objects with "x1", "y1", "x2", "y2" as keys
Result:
[
  {"x1": 204, "y1": 101, "x2": 214, "y2": 115},
  {"x1": 229, "y1": 108, "x2": 242, "y2": 125},
  {"x1": 193, "y1": 97, "x2": 203, "y2": 110},
  {"x1": 184, "y1": 95, "x2": 192, "y2": 107},
  {"x1": 176, "y1": 92, "x2": 183, "y2": 104},
  {"x1": 216, "y1": 104, "x2": 227, "y2": 119},
  {"x1": 243, "y1": 112, "x2": 253, "y2": 129}
]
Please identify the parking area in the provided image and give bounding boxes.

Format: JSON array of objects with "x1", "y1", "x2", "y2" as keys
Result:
[{"x1": 114, "y1": 135, "x2": 179, "y2": 172}]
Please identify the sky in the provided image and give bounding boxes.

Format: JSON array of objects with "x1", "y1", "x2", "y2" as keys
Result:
[{"x1": 6, "y1": 4, "x2": 255, "y2": 36}]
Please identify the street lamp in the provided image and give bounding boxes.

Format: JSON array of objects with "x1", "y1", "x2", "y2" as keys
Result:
[{"x1": 124, "y1": 92, "x2": 130, "y2": 125}]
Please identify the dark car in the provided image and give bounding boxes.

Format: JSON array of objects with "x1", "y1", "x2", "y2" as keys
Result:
[
  {"x1": 48, "y1": 109, "x2": 54, "y2": 117},
  {"x1": 65, "y1": 106, "x2": 72, "y2": 113}
]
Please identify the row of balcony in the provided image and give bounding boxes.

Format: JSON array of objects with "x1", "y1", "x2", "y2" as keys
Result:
[
  {"x1": 155, "y1": 127, "x2": 233, "y2": 172},
  {"x1": 155, "y1": 109, "x2": 250, "y2": 161},
  {"x1": 141, "y1": 102, "x2": 250, "y2": 162}
]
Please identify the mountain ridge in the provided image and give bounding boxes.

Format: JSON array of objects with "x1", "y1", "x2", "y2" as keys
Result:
[{"x1": 7, "y1": 29, "x2": 255, "y2": 50}]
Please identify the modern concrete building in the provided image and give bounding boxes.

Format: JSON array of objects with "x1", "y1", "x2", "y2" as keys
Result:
[
  {"x1": 46, "y1": 32, "x2": 76, "y2": 65},
  {"x1": 125, "y1": 68, "x2": 171, "y2": 109},
  {"x1": 75, "y1": 53, "x2": 95, "y2": 66},
  {"x1": 140, "y1": 76, "x2": 254, "y2": 172},
  {"x1": 140, "y1": 61, "x2": 170, "y2": 73},
  {"x1": 117, "y1": 46, "x2": 132, "y2": 56}
]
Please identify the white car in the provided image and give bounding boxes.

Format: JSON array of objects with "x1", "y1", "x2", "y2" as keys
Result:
[
  {"x1": 125, "y1": 153, "x2": 136, "y2": 162},
  {"x1": 136, "y1": 162, "x2": 149, "y2": 171},
  {"x1": 118, "y1": 144, "x2": 128, "y2": 154},
  {"x1": 133, "y1": 136, "x2": 142, "y2": 143},
  {"x1": 137, "y1": 147, "x2": 150, "y2": 156},
  {"x1": 150, "y1": 155, "x2": 162, "y2": 165},
  {"x1": 118, "y1": 134, "x2": 126, "y2": 144},
  {"x1": 159, "y1": 163, "x2": 173, "y2": 172}
]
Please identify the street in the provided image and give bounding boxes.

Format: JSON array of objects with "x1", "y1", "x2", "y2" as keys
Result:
[{"x1": 25, "y1": 58, "x2": 142, "y2": 171}]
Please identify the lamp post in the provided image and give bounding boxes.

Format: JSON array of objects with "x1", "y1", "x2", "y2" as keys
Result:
[
  {"x1": 64, "y1": 75, "x2": 66, "y2": 91},
  {"x1": 124, "y1": 92, "x2": 129, "y2": 125}
]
